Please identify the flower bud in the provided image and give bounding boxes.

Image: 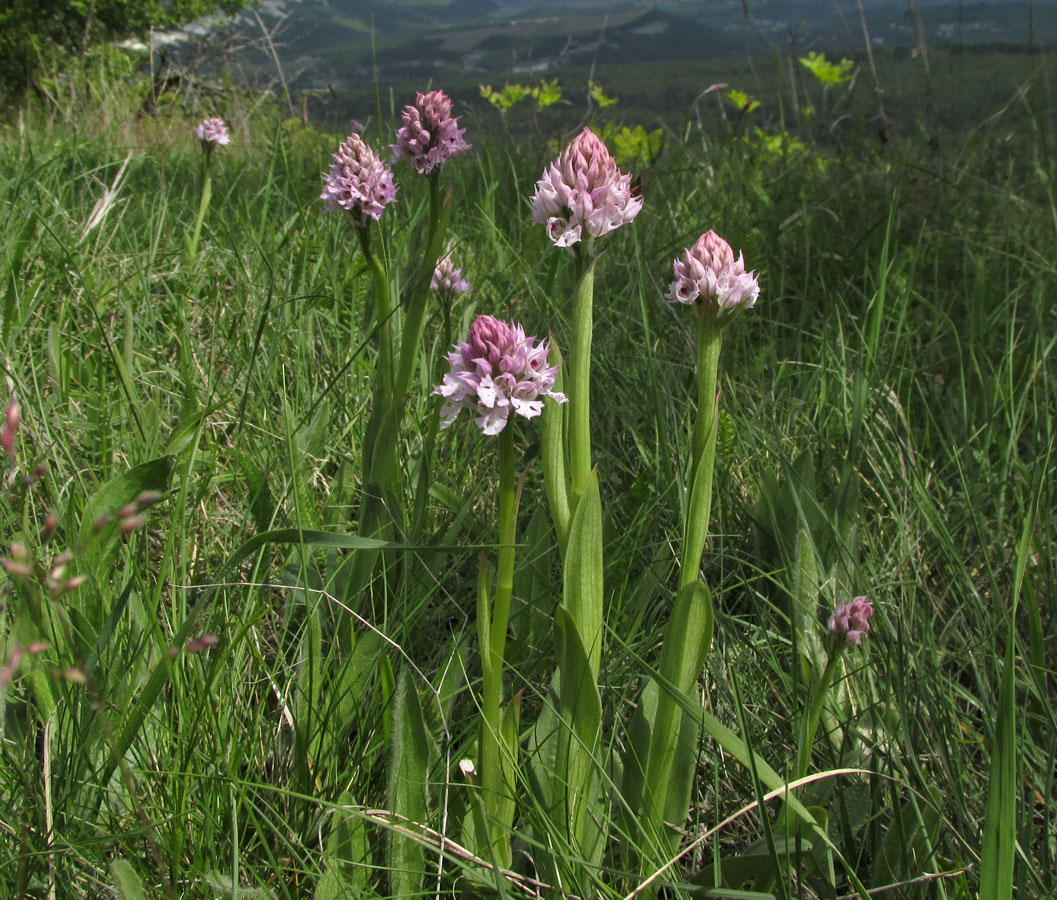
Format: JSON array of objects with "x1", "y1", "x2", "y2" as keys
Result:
[{"x1": 828, "y1": 596, "x2": 874, "y2": 647}]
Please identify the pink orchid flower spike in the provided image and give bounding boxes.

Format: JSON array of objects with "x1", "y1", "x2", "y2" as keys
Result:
[
  {"x1": 435, "y1": 315, "x2": 566, "y2": 436},
  {"x1": 531, "y1": 128, "x2": 643, "y2": 250}
]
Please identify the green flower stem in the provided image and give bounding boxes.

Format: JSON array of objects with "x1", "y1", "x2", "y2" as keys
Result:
[
  {"x1": 395, "y1": 177, "x2": 451, "y2": 404},
  {"x1": 639, "y1": 312, "x2": 722, "y2": 864},
  {"x1": 679, "y1": 312, "x2": 722, "y2": 591},
  {"x1": 186, "y1": 166, "x2": 212, "y2": 264},
  {"x1": 479, "y1": 425, "x2": 519, "y2": 830},
  {"x1": 794, "y1": 648, "x2": 844, "y2": 783},
  {"x1": 411, "y1": 291, "x2": 453, "y2": 540},
  {"x1": 568, "y1": 252, "x2": 597, "y2": 512},
  {"x1": 356, "y1": 222, "x2": 394, "y2": 405}
]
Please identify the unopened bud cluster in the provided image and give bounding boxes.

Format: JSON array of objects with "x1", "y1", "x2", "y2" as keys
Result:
[
  {"x1": 828, "y1": 596, "x2": 874, "y2": 648},
  {"x1": 430, "y1": 246, "x2": 470, "y2": 300},
  {"x1": 532, "y1": 128, "x2": 643, "y2": 249},
  {"x1": 666, "y1": 230, "x2": 760, "y2": 316}
]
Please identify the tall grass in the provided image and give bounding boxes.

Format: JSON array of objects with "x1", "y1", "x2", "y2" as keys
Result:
[{"x1": 1, "y1": 48, "x2": 1054, "y2": 898}]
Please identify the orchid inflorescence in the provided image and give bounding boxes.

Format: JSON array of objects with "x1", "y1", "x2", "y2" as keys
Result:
[
  {"x1": 666, "y1": 229, "x2": 760, "y2": 314},
  {"x1": 430, "y1": 247, "x2": 470, "y2": 300},
  {"x1": 531, "y1": 127, "x2": 643, "y2": 248},
  {"x1": 321, "y1": 133, "x2": 398, "y2": 223},
  {"x1": 392, "y1": 90, "x2": 471, "y2": 176},
  {"x1": 195, "y1": 117, "x2": 230, "y2": 147},
  {"x1": 435, "y1": 315, "x2": 566, "y2": 435},
  {"x1": 828, "y1": 595, "x2": 874, "y2": 647}
]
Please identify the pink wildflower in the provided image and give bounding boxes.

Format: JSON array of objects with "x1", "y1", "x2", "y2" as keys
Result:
[
  {"x1": 828, "y1": 596, "x2": 874, "y2": 647},
  {"x1": 321, "y1": 133, "x2": 398, "y2": 223},
  {"x1": 666, "y1": 230, "x2": 760, "y2": 315},
  {"x1": 531, "y1": 128, "x2": 643, "y2": 249},
  {"x1": 195, "y1": 117, "x2": 230, "y2": 147},
  {"x1": 434, "y1": 315, "x2": 566, "y2": 436},
  {"x1": 392, "y1": 90, "x2": 471, "y2": 175},
  {"x1": 1, "y1": 398, "x2": 19, "y2": 461},
  {"x1": 431, "y1": 246, "x2": 470, "y2": 299}
]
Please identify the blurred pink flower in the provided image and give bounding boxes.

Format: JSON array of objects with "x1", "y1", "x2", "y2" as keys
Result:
[
  {"x1": 828, "y1": 596, "x2": 874, "y2": 647},
  {"x1": 532, "y1": 128, "x2": 643, "y2": 248},
  {"x1": 321, "y1": 133, "x2": 398, "y2": 222},
  {"x1": 392, "y1": 90, "x2": 471, "y2": 175},
  {"x1": 431, "y1": 247, "x2": 470, "y2": 299},
  {"x1": 1, "y1": 398, "x2": 19, "y2": 461},
  {"x1": 666, "y1": 230, "x2": 760, "y2": 314},
  {"x1": 195, "y1": 117, "x2": 230, "y2": 146},
  {"x1": 435, "y1": 315, "x2": 566, "y2": 435}
]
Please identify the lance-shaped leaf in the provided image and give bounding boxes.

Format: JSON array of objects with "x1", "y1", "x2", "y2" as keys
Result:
[
  {"x1": 553, "y1": 605, "x2": 603, "y2": 856},
  {"x1": 386, "y1": 668, "x2": 433, "y2": 898},
  {"x1": 563, "y1": 469, "x2": 603, "y2": 679}
]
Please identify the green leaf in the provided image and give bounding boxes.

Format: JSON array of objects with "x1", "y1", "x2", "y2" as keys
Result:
[
  {"x1": 553, "y1": 604, "x2": 603, "y2": 859},
  {"x1": 316, "y1": 791, "x2": 372, "y2": 899},
  {"x1": 386, "y1": 668, "x2": 433, "y2": 898},
  {"x1": 639, "y1": 581, "x2": 712, "y2": 858},
  {"x1": 799, "y1": 51, "x2": 854, "y2": 86},
  {"x1": 563, "y1": 469, "x2": 603, "y2": 678},
  {"x1": 110, "y1": 859, "x2": 145, "y2": 900},
  {"x1": 980, "y1": 508, "x2": 1032, "y2": 900},
  {"x1": 491, "y1": 691, "x2": 521, "y2": 869},
  {"x1": 204, "y1": 871, "x2": 275, "y2": 899}
]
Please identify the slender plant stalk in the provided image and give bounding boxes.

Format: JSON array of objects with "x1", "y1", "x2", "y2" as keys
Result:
[
  {"x1": 639, "y1": 311, "x2": 722, "y2": 871},
  {"x1": 568, "y1": 252, "x2": 597, "y2": 510},
  {"x1": 357, "y1": 222, "x2": 394, "y2": 406},
  {"x1": 187, "y1": 165, "x2": 212, "y2": 264},
  {"x1": 478, "y1": 425, "x2": 519, "y2": 859},
  {"x1": 680, "y1": 312, "x2": 722, "y2": 590},
  {"x1": 395, "y1": 177, "x2": 445, "y2": 404}
]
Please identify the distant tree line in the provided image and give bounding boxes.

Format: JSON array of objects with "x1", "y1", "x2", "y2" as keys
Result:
[{"x1": 0, "y1": 0, "x2": 253, "y2": 97}]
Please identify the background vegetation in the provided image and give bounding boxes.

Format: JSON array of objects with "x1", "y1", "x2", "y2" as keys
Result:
[{"x1": 0, "y1": 28, "x2": 1054, "y2": 900}]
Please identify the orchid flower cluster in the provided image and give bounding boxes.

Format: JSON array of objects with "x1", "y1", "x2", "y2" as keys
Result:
[
  {"x1": 666, "y1": 229, "x2": 761, "y2": 314},
  {"x1": 828, "y1": 595, "x2": 874, "y2": 647},
  {"x1": 430, "y1": 248, "x2": 471, "y2": 300},
  {"x1": 195, "y1": 117, "x2": 229, "y2": 148},
  {"x1": 435, "y1": 315, "x2": 565, "y2": 436},
  {"x1": 531, "y1": 127, "x2": 643, "y2": 248},
  {"x1": 321, "y1": 133, "x2": 398, "y2": 223},
  {"x1": 392, "y1": 90, "x2": 472, "y2": 176}
]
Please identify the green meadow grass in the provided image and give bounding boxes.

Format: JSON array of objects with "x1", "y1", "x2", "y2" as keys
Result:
[{"x1": 0, "y1": 52, "x2": 1055, "y2": 898}]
